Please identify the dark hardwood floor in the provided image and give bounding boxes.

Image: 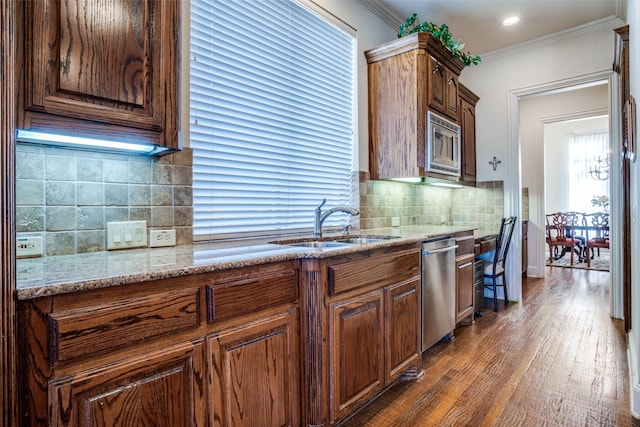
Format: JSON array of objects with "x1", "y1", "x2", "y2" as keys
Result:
[{"x1": 341, "y1": 267, "x2": 640, "y2": 426}]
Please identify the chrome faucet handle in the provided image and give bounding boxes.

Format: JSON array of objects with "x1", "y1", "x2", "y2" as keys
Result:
[
  {"x1": 342, "y1": 224, "x2": 351, "y2": 235},
  {"x1": 316, "y1": 198, "x2": 327, "y2": 212}
]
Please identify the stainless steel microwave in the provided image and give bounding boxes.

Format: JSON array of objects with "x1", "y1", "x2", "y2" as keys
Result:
[{"x1": 426, "y1": 111, "x2": 461, "y2": 176}]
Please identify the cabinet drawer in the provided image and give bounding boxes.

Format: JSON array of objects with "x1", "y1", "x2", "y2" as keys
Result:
[
  {"x1": 455, "y1": 235, "x2": 475, "y2": 256},
  {"x1": 475, "y1": 237, "x2": 497, "y2": 256},
  {"x1": 206, "y1": 270, "x2": 297, "y2": 323},
  {"x1": 328, "y1": 249, "x2": 419, "y2": 296},
  {"x1": 49, "y1": 288, "x2": 200, "y2": 365}
]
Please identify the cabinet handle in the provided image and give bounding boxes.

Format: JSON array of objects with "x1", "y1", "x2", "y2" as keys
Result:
[
  {"x1": 392, "y1": 288, "x2": 416, "y2": 301},
  {"x1": 432, "y1": 64, "x2": 443, "y2": 76},
  {"x1": 448, "y1": 77, "x2": 455, "y2": 85}
]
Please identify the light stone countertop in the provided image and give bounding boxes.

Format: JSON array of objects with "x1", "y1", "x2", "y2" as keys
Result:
[{"x1": 16, "y1": 225, "x2": 482, "y2": 300}]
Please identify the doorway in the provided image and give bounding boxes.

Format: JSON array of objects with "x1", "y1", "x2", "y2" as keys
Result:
[{"x1": 507, "y1": 69, "x2": 622, "y2": 319}]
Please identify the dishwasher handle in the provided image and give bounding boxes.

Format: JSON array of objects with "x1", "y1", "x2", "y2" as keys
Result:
[{"x1": 422, "y1": 245, "x2": 458, "y2": 255}]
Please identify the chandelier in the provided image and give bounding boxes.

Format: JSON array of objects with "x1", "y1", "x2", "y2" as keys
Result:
[{"x1": 589, "y1": 155, "x2": 609, "y2": 181}]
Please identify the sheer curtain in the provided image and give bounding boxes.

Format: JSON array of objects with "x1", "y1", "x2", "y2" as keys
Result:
[{"x1": 568, "y1": 131, "x2": 609, "y2": 213}]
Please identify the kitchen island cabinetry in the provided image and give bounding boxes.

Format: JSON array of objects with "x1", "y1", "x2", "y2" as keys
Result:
[
  {"x1": 301, "y1": 244, "x2": 422, "y2": 425},
  {"x1": 18, "y1": 260, "x2": 300, "y2": 426},
  {"x1": 365, "y1": 33, "x2": 464, "y2": 180},
  {"x1": 17, "y1": 0, "x2": 181, "y2": 153}
]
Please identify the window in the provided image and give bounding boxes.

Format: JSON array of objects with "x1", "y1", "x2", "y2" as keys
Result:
[
  {"x1": 190, "y1": 0, "x2": 357, "y2": 240},
  {"x1": 568, "y1": 130, "x2": 609, "y2": 213}
]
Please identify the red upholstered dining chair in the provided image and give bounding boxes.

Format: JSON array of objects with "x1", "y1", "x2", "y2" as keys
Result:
[
  {"x1": 583, "y1": 212, "x2": 610, "y2": 268},
  {"x1": 545, "y1": 212, "x2": 582, "y2": 266}
]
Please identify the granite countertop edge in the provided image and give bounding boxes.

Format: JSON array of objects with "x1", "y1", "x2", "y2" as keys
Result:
[{"x1": 16, "y1": 225, "x2": 493, "y2": 300}]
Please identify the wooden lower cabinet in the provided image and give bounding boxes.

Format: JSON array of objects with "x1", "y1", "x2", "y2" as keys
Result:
[
  {"x1": 455, "y1": 254, "x2": 475, "y2": 323},
  {"x1": 50, "y1": 341, "x2": 206, "y2": 427},
  {"x1": 19, "y1": 260, "x2": 300, "y2": 427},
  {"x1": 303, "y1": 245, "x2": 422, "y2": 425},
  {"x1": 329, "y1": 289, "x2": 385, "y2": 423},
  {"x1": 455, "y1": 232, "x2": 476, "y2": 324},
  {"x1": 385, "y1": 278, "x2": 421, "y2": 383},
  {"x1": 208, "y1": 309, "x2": 300, "y2": 427}
]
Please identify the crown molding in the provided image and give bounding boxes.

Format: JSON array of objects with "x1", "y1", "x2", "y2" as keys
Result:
[
  {"x1": 357, "y1": 0, "x2": 402, "y2": 31},
  {"x1": 482, "y1": 15, "x2": 626, "y2": 61}
]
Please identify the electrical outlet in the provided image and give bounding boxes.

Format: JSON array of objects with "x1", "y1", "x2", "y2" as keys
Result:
[
  {"x1": 391, "y1": 217, "x2": 400, "y2": 227},
  {"x1": 17, "y1": 236, "x2": 43, "y2": 258},
  {"x1": 440, "y1": 214, "x2": 447, "y2": 224},
  {"x1": 107, "y1": 221, "x2": 147, "y2": 250},
  {"x1": 149, "y1": 229, "x2": 176, "y2": 247}
]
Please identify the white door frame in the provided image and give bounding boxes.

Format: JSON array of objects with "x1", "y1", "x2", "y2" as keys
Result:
[{"x1": 505, "y1": 69, "x2": 622, "y2": 318}]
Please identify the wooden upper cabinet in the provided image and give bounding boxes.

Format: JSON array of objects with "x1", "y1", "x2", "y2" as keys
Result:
[
  {"x1": 365, "y1": 33, "x2": 464, "y2": 180},
  {"x1": 20, "y1": 0, "x2": 181, "y2": 153},
  {"x1": 459, "y1": 84, "x2": 480, "y2": 185},
  {"x1": 427, "y1": 55, "x2": 459, "y2": 120}
]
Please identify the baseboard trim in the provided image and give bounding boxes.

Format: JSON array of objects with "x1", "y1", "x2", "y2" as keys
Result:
[{"x1": 627, "y1": 331, "x2": 640, "y2": 419}]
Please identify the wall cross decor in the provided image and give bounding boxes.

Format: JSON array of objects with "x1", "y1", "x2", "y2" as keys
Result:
[{"x1": 489, "y1": 156, "x2": 502, "y2": 171}]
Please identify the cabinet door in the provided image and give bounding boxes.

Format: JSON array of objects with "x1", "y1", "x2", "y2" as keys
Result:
[
  {"x1": 445, "y1": 71, "x2": 459, "y2": 118},
  {"x1": 385, "y1": 278, "x2": 421, "y2": 383},
  {"x1": 208, "y1": 309, "x2": 300, "y2": 427},
  {"x1": 456, "y1": 254, "x2": 475, "y2": 324},
  {"x1": 22, "y1": 0, "x2": 180, "y2": 150},
  {"x1": 427, "y1": 55, "x2": 447, "y2": 115},
  {"x1": 50, "y1": 341, "x2": 206, "y2": 427},
  {"x1": 460, "y1": 97, "x2": 477, "y2": 183},
  {"x1": 329, "y1": 290, "x2": 384, "y2": 424}
]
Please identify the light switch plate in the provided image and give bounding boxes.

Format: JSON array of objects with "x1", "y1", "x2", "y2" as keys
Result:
[
  {"x1": 107, "y1": 221, "x2": 147, "y2": 250},
  {"x1": 17, "y1": 236, "x2": 43, "y2": 258},
  {"x1": 149, "y1": 229, "x2": 176, "y2": 247}
]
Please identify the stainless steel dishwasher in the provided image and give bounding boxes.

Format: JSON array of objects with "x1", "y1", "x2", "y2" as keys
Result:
[{"x1": 422, "y1": 237, "x2": 458, "y2": 352}]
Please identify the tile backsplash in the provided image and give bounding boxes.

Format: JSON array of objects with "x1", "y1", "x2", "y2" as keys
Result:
[
  {"x1": 16, "y1": 147, "x2": 528, "y2": 257},
  {"x1": 16, "y1": 144, "x2": 193, "y2": 255},
  {"x1": 359, "y1": 177, "x2": 509, "y2": 232}
]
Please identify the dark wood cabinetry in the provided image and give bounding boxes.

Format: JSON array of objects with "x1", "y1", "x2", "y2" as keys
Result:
[
  {"x1": 385, "y1": 278, "x2": 421, "y2": 382},
  {"x1": 18, "y1": 0, "x2": 181, "y2": 153},
  {"x1": 50, "y1": 341, "x2": 206, "y2": 427},
  {"x1": 301, "y1": 244, "x2": 422, "y2": 425},
  {"x1": 329, "y1": 289, "x2": 385, "y2": 421},
  {"x1": 455, "y1": 232, "x2": 476, "y2": 324},
  {"x1": 459, "y1": 84, "x2": 480, "y2": 185},
  {"x1": 209, "y1": 309, "x2": 300, "y2": 426},
  {"x1": 522, "y1": 220, "x2": 528, "y2": 277},
  {"x1": 19, "y1": 261, "x2": 299, "y2": 426},
  {"x1": 365, "y1": 33, "x2": 464, "y2": 180},
  {"x1": 428, "y1": 55, "x2": 460, "y2": 120}
]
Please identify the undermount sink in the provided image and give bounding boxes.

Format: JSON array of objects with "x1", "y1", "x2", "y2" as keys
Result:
[
  {"x1": 271, "y1": 235, "x2": 400, "y2": 249},
  {"x1": 336, "y1": 237, "x2": 392, "y2": 244},
  {"x1": 286, "y1": 241, "x2": 351, "y2": 249}
]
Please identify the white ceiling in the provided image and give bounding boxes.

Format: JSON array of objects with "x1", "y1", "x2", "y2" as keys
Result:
[{"x1": 359, "y1": 0, "x2": 626, "y2": 54}]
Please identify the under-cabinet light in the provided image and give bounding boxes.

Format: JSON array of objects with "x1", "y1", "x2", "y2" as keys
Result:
[
  {"x1": 390, "y1": 177, "x2": 423, "y2": 183},
  {"x1": 429, "y1": 182, "x2": 464, "y2": 189},
  {"x1": 16, "y1": 130, "x2": 169, "y2": 155}
]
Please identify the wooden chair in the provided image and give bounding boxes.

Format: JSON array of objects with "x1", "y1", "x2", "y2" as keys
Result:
[
  {"x1": 545, "y1": 212, "x2": 582, "y2": 266},
  {"x1": 583, "y1": 212, "x2": 609, "y2": 268},
  {"x1": 483, "y1": 216, "x2": 517, "y2": 312}
]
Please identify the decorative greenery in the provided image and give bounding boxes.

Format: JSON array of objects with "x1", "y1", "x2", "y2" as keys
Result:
[
  {"x1": 590, "y1": 195, "x2": 609, "y2": 211},
  {"x1": 398, "y1": 13, "x2": 481, "y2": 67}
]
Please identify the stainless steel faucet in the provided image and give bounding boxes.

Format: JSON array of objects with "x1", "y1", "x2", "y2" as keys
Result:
[{"x1": 313, "y1": 199, "x2": 360, "y2": 238}]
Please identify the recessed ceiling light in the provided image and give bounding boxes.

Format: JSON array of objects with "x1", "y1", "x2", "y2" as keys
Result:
[{"x1": 503, "y1": 16, "x2": 520, "y2": 26}]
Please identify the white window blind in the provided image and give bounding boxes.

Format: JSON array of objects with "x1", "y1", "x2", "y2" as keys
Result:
[{"x1": 190, "y1": 0, "x2": 357, "y2": 240}]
